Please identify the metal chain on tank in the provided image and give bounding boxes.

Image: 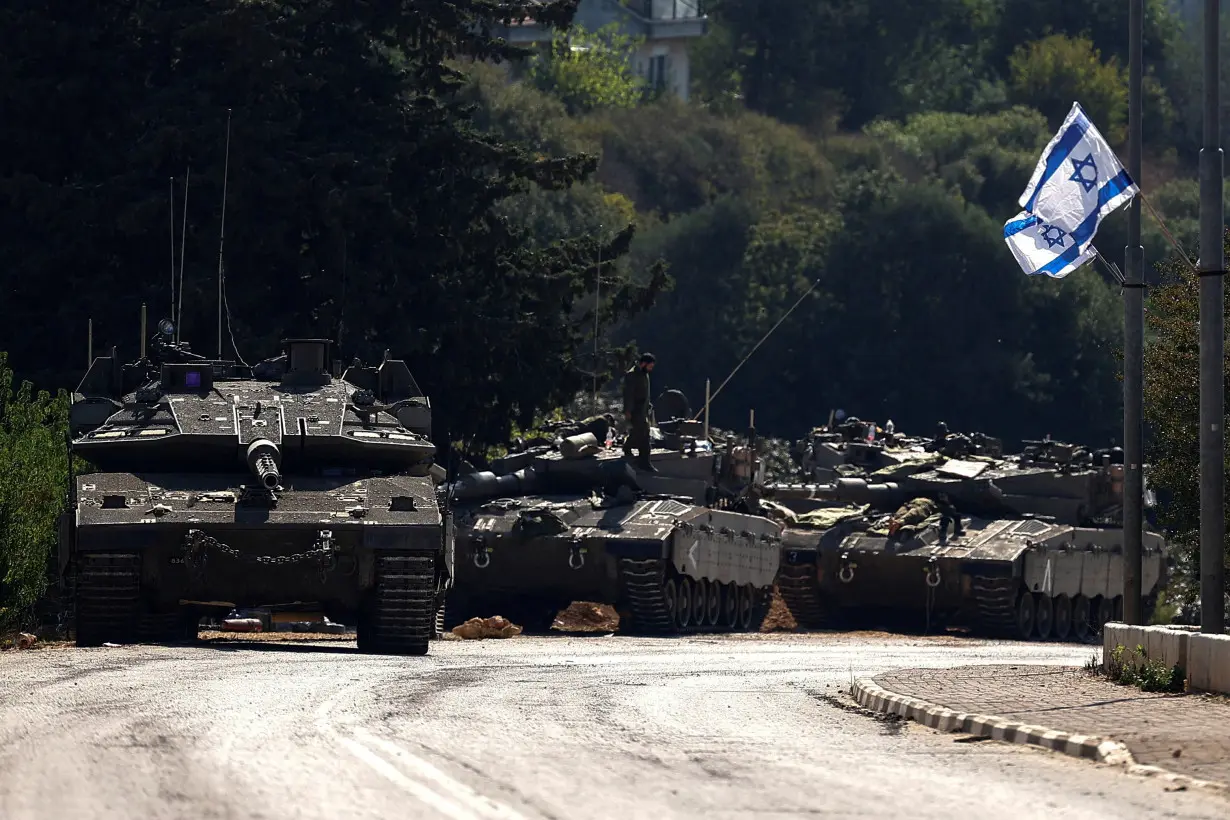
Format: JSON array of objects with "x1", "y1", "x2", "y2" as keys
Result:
[{"x1": 182, "y1": 529, "x2": 337, "y2": 574}]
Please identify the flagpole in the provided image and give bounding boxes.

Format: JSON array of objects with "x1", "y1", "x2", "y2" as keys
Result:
[
  {"x1": 1198, "y1": 0, "x2": 1226, "y2": 634},
  {"x1": 1122, "y1": 0, "x2": 1145, "y2": 625}
]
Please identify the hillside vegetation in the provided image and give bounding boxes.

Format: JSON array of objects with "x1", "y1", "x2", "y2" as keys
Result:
[{"x1": 0, "y1": 0, "x2": 1225, "y2": 627}]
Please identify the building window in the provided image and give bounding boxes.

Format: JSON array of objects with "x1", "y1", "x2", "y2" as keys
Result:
[{"x1": 647, "y1": 54, "x2": 667, "y2": 91}]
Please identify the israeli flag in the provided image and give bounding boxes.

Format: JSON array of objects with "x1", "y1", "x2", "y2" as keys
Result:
[
  {"x1": 1004, "y1": 101, "x2": 1138, "y2": 278},
  {"x1": 1003, "y1": 210, "x2": 1097, "y2": 279}
]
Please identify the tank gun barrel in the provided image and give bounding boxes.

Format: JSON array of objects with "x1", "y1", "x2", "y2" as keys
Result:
[
  {"x1": 769, "y1": 475, "x2": 1005, "y2": 512},
  {"x1": 769, "y1": 478, "x2": 903, "y2": 506},
  {"x1": 246, "y1": 439, "x2": 282, "y2": 489}
]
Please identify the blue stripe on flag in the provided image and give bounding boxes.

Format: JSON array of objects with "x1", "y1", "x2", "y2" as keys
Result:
[
  {"x1": 1004, "y1": 214, "x2": 1039, "y2": 238},
  {"x1": 1022, "y1": 114, "x2": 1091, "y2": 213},
  {"x1": 1035, "y1": 169, "x2": 1133, "y2": 276}
]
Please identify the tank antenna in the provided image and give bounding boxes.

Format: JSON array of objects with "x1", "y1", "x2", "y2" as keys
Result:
[
  {"x1": 169, "y1": 177, "x2": 176, "y2": 331},
  {"x1": 216, "y1": 109, "x2": 232, "y2": 360},
  {"x1": 177, "y1": 166, "x2": 190, "y2": 343},
  {"x1": 592, "y1": 224, "x2": 602, "y2": 413},
  {"x1": 140, "y1": 303, "x2": 147, "y2": 359},
  {"x1": 87, "y1": 318, "x2": 93, "y2": 368},
  {"x1": 692, "y1": 278, "x2": 821, "y2": 422}
]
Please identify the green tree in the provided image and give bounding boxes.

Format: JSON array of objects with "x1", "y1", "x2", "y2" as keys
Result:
[
  {"x1": 702, "y1": 0, "x2": 1001, "y2": 128},
  {"x1": 1007, "y1": 35, "x2": 1127, "y2": 139},
  {"x1": 594, "y1": 98, "x2": 833, "y2": 217},
  {"x1": 865, "y1": 106, "x2": 1052, "y2": 216},
  {"x1": 0, "y1": 0, "x2": 664, "y2": 450},
  {"x1": 0, "y1": 354, "x2": 70, "y2": 633},
  {"x1": 1141, "y1": 234, "x2": 1230, "y2": 614},
  {"x1": 527, "y1": 22, "x2": 646, "y2": 115}
]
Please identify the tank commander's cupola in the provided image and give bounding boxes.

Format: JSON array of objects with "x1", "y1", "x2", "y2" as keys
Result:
[{"x1": 280, "y1": 339, "x2": 333, "y2": 387}]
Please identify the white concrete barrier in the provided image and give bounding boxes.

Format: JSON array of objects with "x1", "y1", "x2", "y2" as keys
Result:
[
  {"x1": 1104, "y1": 622, "x2": 1230, "y2": 695},
  {"x1": 1102, "y1": 622, "x2": 1190, "y2": 676},
  {"x1": 1188, "y1": 633, "x2": 1230, "y2": 694}
]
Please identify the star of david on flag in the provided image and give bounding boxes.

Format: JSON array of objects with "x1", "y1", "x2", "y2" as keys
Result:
[{"x1": 1003, "y1": 101, "x2": 1139, "y2": 279}]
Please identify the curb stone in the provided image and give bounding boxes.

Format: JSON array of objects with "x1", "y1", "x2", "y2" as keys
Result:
[{"x1": 851, "y1": 677, "x2": 1230, "y2": 796}]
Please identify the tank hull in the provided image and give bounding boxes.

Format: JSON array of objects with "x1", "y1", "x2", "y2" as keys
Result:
[
  {"x1": 777, "y1": 518, "x2": 1167, "y2": 641},
  {"x1": 69, "y1": 471, "x2": 451, "y2": 654},
  {"x1": 449, "y1": 496, "x2": 781, "y2": 634}
]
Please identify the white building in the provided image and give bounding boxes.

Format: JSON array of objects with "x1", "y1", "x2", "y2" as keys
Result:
[{"x1": 494, "y1": 0, "x2": 709, "y2": 102}]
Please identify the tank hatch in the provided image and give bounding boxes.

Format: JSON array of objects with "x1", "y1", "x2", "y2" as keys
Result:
[{"x1": 281, "y1": 339, "x2": 333, "y2": 387}]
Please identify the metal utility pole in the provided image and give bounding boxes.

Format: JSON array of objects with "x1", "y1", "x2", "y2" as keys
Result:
[
  {"x1": 1122, "y1": 0, "x2": 1144, "y2": 625},
  {"x1": 1200, "y1": 0, "x2": 1226, "y2": 634}
]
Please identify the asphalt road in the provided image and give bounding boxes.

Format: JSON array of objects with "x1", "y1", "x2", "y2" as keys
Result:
[{"x1": 0, "y1": 632, "x2": 1223, "y2": 819}]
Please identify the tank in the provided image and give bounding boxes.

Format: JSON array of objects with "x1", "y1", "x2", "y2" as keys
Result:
[
  {"x1": 443, "y1": 407, "x2": 782, "y2": 634},
  {"x1": 767, "y1": 429, "x2": 1167, "y2": 641},
  {"x1": 59, "y1": 318, "x2": 453, "y2": 655}
]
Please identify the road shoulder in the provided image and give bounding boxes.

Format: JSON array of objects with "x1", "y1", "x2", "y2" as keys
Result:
[{"x1": 853, "y1": 664, "x2": 1230, "y2": 796}]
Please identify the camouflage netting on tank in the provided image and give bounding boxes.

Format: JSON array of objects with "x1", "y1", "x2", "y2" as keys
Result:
[
  {"x1": 760, "y1": 501, "x2": 869, "y2": 530},
  {"x1": 867, "y1": 453, "x2": 945, "y2": 478},
  {"x1": 867, "y1": 498, "x2": 940, "y2": 538}
]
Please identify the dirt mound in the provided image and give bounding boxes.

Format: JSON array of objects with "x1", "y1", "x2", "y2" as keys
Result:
[
  {"x1": 451, "y1": 616, "x2": 523, "y2": 639},
  {"x1": 554, "y1": 602, "x2": 619, "y2": 632},
  {"x1": 760, "y1": 587, "x2": 799, "y2": 632}
]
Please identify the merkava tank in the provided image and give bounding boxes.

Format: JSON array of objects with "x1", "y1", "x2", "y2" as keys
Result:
[
  {"x1": 767, "y1": 425, "x2": 1167, "y2": 641},
  {"x1": 443, "y1": 398, "x2": 782, "y2": 634},
  {"x1": 61, "y1": 317, "x2": 453, "y2": 655}
]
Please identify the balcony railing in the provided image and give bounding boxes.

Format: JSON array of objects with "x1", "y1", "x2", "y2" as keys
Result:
[{"x1": 620, "y1": 0, "x2": 705, "y2": 21}]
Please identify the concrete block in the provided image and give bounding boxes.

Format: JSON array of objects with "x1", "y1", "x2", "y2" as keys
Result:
[
  {"x1": 1188, "y1": 633, "x2": 1230, "y2": 694},
  {"x1": 1159, "y1": 628, "x2": 1190, "y2": 672},
  {"x1": 1144, "y1": 626, "x2": 1166, "y2": 666},
  {"x1": 1103, "y1": 624, "x2": 1192, "y2": 674},
  {"x1": 1103, "y1": 622, "x2": 1129, "y2": 668}
]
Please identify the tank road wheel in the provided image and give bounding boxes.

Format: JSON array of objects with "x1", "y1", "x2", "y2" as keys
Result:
[
  {"x1": 722, "y1": 583, "x2": 740, "y2": 629},
  {"x1": 691, "y1": 578, "x2": 707, "y2": 629},
  {"x1": 737, "y1": 585, "x2": 755, "y2": 631},
  {"x1": 676, "y1": 577, "x2": 694, "y2": 628},
  {"x1": 1071, "y1": 595, "x2": 1092, "y2": 641},
  {"x1": 1014, "y1": 590, "x2": 1036, "y2": 640},
  {"x1": 1034, "y1": 593, "x2": 1054, "y2": 640},
  {"x1": 705, "y1": 580, "x2": 722, "y2": 627},
  {"x1": 662, "y1": 578, "x2": 679, "y2": 624},
  {"x1": 1093, "y1": 596, "x2": 1113, "y2": 633},
  {"x1": 1052, "y1": 595, "x2": 1072, "y2": 641},
  {"x1": 75, "y1": 552, "x2": 141, "y2": 647},
  {"x1": 357, "y1": 553, "x2": 437, "y2": 656}
]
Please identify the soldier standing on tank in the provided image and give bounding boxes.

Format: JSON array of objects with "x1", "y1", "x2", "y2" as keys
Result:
[
  {"x1": 622, "y1": 353, "x2": 656, "y2": 472},
  {"x1": 935, "y1": 492, "x2": 964, "y2": 542}
]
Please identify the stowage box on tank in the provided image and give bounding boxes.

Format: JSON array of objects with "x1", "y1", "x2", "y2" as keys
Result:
[
  {"x1": 768, "y1": 427, "x2": 1167, "y2": 642},
  {"x1": 61, "y1": 322, "x2": 453, "y2": 655}
]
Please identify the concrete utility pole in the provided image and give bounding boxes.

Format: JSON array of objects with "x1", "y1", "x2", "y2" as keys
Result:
[
  {"x1": 1199, "y1": 0, "x2": 1226, "y2": 634},
  {"x1": 1123, "y1": 0, "x2": 1144, "y2": 625}
]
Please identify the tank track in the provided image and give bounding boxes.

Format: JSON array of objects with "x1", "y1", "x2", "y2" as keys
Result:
[
  {"x1": 358, "y1": 553, "x2": 436, "y2": 655},
  {"x1": 970, "y1": 575, "x2": 1021, "y2": 636},
  {"x1": 75, "y1": 553, "x2": 142, "y2": 647},
  {"x1": 618, "y1": 558, "x2": 675, "y2": 635},
  {"x1": 775, "y1": 564, "x2": 831, "y2": 629},
  {"x1": 618, "y1": 557, "x2": 772, "y2": 635}
]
